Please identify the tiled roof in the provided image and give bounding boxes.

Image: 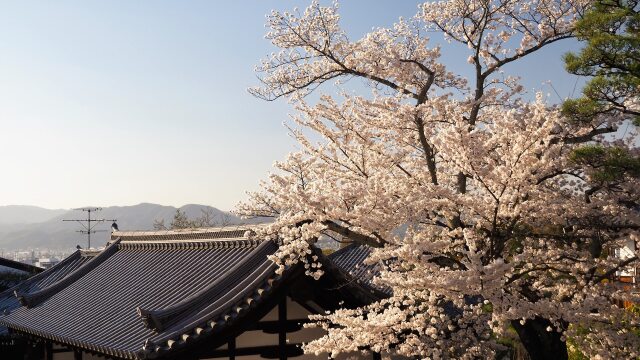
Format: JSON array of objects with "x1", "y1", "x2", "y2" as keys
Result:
[
  {"x1": 0, "y1": 227, "x2": 386, "y2": 359},
  {"x1": 0, "y1": 236, "x2": 286, "y2": 359},
  {"x1": 328, "y1": 244, "x2": 392, "y2": 296},
  {"x1": 0, "y1": 250, "x2": 95, "y2": 334}
]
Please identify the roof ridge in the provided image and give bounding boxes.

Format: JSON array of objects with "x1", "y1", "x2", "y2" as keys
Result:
[
  {"x1": 0, "y1": 257, "x2": 43, "y2": 274},
  {"x1": 113, "y1": 230, "x2": 249, "y2": 242},
  {"x1": 111, "y1": 224, "x2": 270, "y2": 241},
  {"x1": 0, "y1": 251, "x2": 83, "y2": 301},
  {"x1": 14, "y1": 239, "x2": 121, "y2": 308},
  {"x1": 136, "y1": 240, "x2": 277, "y2": 331},
  {"x1": 118, "y1": 239, "x2": 263, "y2": 251}
]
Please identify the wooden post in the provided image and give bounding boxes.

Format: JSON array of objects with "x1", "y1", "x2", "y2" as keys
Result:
[
  {"x1": 74, "y1": 349, "x2": 83, "y2": 360},
  {"x1": 45, "y1": 342, "x2": 53, "y2": 360},
  {"x1": 278, "y1": 298, "x2": 287, "y2": 360},
  {"x1": 228, "y1": 337, "x2": 236, "y2": 360}
]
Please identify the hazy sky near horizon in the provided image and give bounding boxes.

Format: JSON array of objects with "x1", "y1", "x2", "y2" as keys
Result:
[{"x1": 0, "y1": 1, "x2": 587, "y2": 211}]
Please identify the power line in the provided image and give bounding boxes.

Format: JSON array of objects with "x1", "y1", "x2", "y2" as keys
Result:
[{"x1": 63, "y1": 208, "x2": 117, "y2": 249}]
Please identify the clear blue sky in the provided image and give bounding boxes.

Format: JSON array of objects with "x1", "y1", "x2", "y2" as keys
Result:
[{"x1": 0, "y1": 1, "x2": 585, "y2": 211}]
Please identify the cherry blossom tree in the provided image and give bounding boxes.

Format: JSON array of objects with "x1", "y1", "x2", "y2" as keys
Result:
[{"x1": 239, "y1": 1, "x2": 640, "y2": 359}]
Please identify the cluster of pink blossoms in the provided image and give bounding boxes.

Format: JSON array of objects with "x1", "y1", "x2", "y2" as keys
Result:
[{"x1": 240, "y1": 1, "x2": 640, "y2": 358}]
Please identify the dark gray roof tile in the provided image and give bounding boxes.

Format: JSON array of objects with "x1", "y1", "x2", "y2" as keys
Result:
[{"x1": 328, "y1": 244, "x2": 392, "y2": 296}]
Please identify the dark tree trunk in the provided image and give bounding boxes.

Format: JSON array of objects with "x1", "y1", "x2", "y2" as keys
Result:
[{"x1": 511, "y1": 317, "x2": 568, "y2": 360}]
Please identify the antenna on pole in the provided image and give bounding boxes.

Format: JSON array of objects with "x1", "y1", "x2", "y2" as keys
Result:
[{"x1": 63, "y1": 208, "x2": 117, "y2": 249}]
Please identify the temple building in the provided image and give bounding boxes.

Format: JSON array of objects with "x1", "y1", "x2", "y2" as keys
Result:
[{"x1": 0, "y1": 227, "x2": 386, "y2": 360}]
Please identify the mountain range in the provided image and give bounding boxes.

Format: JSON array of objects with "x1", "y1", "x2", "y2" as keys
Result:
[{"x1": 0, "y1": 203, "x2": 254, "y2": 251}]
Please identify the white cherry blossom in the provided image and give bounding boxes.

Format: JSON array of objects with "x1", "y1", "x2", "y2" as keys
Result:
[{"x1": 240, "y1": 1, "x2": 639, "y2": 358}]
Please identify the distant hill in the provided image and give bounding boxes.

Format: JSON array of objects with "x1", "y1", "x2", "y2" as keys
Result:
[
  {"x1": 0, "y1": 203, "x2": 261, "y2": 251},
  {"x1": 0, "y1": 205, "x2": 67, "y2": 225}
]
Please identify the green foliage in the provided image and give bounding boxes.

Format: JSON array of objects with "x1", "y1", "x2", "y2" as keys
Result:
[
  {"x1": 563, "y1": 0, "x2": 640, "y2": 122},
  {"x1": 153, "y1": 208, "x2": 234, "y2": 230},
  {"x1": 171, "y1": 209, "x2": 192, "y2": 229},
  {"x1": 562, "y1": 97, "x2": 607, "y2": 123},
  {"x1": 566, "y1": 324, "x2": 591, "y2": 360},
  {"x1": 566, "y1": 316, "x2": 640, "y2": 359},
  {"x1": 567, "y1": 337, "x2": 590, "y2": 360},
  {"x1": 481, "y1": 301, "x2": 494, "y2": 313},
  {"x1": 570, "y1": 145, "x2": 640, "y2": 182}
]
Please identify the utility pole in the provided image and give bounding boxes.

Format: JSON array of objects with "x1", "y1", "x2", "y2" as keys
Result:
[{"x1": 63, "y1": 208, "x2": 117, "y2": 249}]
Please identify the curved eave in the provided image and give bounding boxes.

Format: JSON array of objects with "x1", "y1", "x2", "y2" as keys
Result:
[
  {"x1": 5, "y1": 324, "x2": 134, "y2": 359},
  {"x1": 0, "y1": 249, "x2": 88, "y2": 310},
  {"x1": 0, "y1": 257, "x2": 42, "y2": 274},
  {"x1": 138, "y1": 264, "x2": 301, "y2": 359},
  {"x1": 14, "y1": 239, "x2": 121, "y2": 308}
]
